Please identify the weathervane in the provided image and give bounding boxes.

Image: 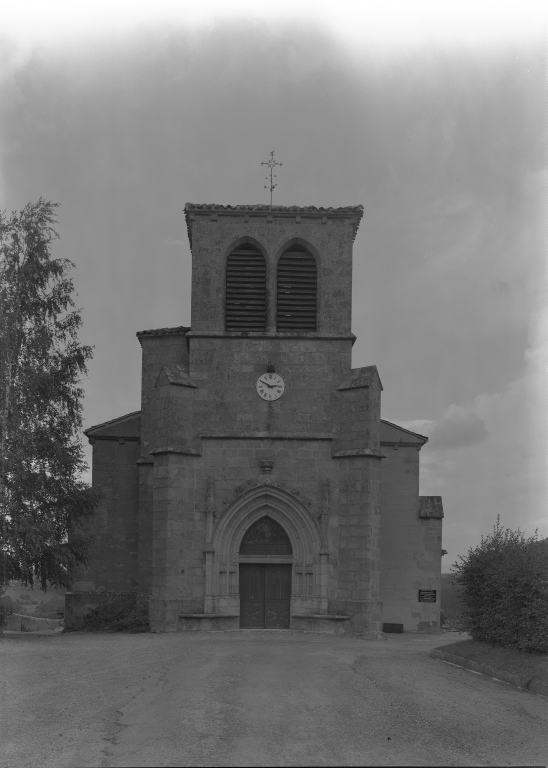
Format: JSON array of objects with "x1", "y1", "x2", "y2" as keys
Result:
[{"x1": 261, "y1": 151, "x2": 282, "y2": 208}]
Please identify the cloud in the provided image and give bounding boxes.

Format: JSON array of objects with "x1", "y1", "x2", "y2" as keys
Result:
[
  {"x1": 394, "y1": 303, "x2": 548, "y2": 568},
  {"x1": 1, "y1": 0, "x2": 545, "y2": 53},
  {"x1": 393, "y1": 418, "x2": 434, "y2": 437},
  {"x1": 396, "y1": 405, "x2": 490, "y2": 450},
  {"x1": 428, "y1": 405, "x2": 490, "y2": 450},
  {"x1": 423, "y1": 312, "x2": 547, "y2": 565}
]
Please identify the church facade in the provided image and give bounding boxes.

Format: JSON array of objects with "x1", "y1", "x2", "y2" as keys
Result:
[{"x1": 66, "y1": 204, "x2": 444, "y2": 634}]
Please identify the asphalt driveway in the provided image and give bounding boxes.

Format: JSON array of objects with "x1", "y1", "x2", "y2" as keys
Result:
[{"x1": 2, "y1": 629, "x2": 547, "y2": 767}]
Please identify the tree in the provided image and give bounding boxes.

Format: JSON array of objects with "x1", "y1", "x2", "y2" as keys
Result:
[
  {"x1": 452, "y1": 518, "x2": 548, "y2": 653},
  {"x1": 0, "y1": 198, "x2": 98, "y2": 590}
]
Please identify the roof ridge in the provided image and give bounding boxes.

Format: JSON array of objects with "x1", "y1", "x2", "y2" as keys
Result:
[
  {"x1": 185, "y1": 203, "x2": 364, "y2": 213},
  {"x1": 380, "y1": 418, "x2": 429, "y2": 442},
  {"x1": 84, "y1": 410, "x2": 141, "y2": 435},
  {"x1": 137, "y1": 326, "x2": 191, "y2": 338}
]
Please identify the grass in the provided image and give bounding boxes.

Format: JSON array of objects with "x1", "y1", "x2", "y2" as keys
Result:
[{"x1": 440, "y1": 639, "x2": 548, "y2": 684}]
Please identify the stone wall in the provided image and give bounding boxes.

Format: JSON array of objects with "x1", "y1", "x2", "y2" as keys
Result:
[
  {"x1": 187, "y1": 337, "x2": 352, "y2": 437},
  {"x1": 379, "y1": 445, "x2": 442, "y2": 631},
  {"x1": 73, "y1": 439, "x2": 141, "y2": 593}
]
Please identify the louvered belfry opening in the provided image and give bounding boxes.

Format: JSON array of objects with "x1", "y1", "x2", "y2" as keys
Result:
[
  {"x1": 225, "y1": 244, "x2": 267, "y2": 331},
  {"x1": 277, "y1": 246, "x2": 317, "y2": 331}
]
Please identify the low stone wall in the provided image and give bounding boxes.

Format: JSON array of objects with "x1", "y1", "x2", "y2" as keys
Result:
[
  {"x1": 178, "y1": 614, "x2": 240, "y2": 631},
  {"x1": 291, "y1": 615, "x2": 351, "y2": 634},
  {"x1": 6, "y1": 613, "x2": 63, "y2": 632}
]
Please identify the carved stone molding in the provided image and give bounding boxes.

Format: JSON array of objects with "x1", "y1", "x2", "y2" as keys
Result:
[
  {"x1": 206, "y1": 477, "x2": 216, "y2": 516},
  {"x1": 205, "y1": 477, "x2": 216, "y2": 547},
  {"x1": 222, "y1": 475, "x2": 312, "y2": 514}
]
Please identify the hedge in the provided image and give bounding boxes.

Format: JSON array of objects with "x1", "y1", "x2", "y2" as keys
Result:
[{"x1": 452, "y1": 519, "x2": 548, "y2": 653}]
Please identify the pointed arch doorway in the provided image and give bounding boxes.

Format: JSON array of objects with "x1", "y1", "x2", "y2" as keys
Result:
[{"x1": 239, "y1": 516, "x2": 292, "y2": 629}]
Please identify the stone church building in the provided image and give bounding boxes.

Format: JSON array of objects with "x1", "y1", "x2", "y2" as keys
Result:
[{"x1": 66, "y1": 203, "x2": 444, "y2": 634}]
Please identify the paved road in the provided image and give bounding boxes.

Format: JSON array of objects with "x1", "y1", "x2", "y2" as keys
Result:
[{"x1": 2, "y1": 629, "x2": 547, "y2": 767}]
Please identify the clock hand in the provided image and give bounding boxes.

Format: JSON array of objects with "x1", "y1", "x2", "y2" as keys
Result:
[{"x1": 259, "y1": 378, "x2": 278, "y2": 388}]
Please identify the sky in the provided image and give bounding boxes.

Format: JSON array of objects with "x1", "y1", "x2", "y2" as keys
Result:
[{"x1": 1, "y1": 0, "x2": 546, "y2": 569}]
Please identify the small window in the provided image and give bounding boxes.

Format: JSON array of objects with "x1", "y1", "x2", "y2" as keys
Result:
[
  {"x1": 225, "y1": 244, "x2": 266, "y2": 331},
  {"x1": 239, "y1": 516, "x2": 292, "y2": 556},
  {"x1": 277, "y1": 247, "x2": 317, "y2": 331}
]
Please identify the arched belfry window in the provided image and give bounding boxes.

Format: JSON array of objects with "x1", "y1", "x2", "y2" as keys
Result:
[
  {"x1": 225, "y1": 244, "x2": 266, "y2": 331},
  {"x1": 239, "y1": 516, "x2": 292, "y2": 555},
  {"x1": 276, "y1": 246, "x2": 317, "y2": 331}
]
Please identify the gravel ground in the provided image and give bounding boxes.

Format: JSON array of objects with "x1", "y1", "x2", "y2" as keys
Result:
[{"x1": 2, "y1": 629, "x2": 547, "y2": 767}]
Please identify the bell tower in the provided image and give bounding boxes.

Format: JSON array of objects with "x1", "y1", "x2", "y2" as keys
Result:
[
  {"x1": 186, "y1": 204, "x2": 360, "y2": 336},
  {"x1": 182, "y1": 204, "x2": 364, "y2": 439},
  {"x1": 140, "y1": 203, "x2": 385, "y2": 633}
]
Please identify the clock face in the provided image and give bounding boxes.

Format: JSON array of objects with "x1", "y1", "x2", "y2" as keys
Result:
[{"x1": 256, "y1": 372, "x2": 285, "y2": 401}]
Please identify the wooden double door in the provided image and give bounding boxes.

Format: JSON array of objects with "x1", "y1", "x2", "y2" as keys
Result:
[{"x1": 240, "y1": 564, "x2": 291, "y2": 629}]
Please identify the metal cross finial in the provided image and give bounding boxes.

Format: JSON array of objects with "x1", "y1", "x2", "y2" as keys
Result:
[{"x1": 261, "y1": 151, "x2": 282, "y2": 209}]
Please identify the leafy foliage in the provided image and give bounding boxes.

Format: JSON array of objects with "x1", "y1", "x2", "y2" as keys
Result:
[
  {"x1": 76, "y1": 592, "x2": 150, "y2": 633},
  {"x1": 0, "y1": 587, "x2": 14, "y2": 628},
  {"x1": 452, "y1": 519, "x2": 548, "y2": 653},
  {"x1": 440, "y1": 573, "x2": 464, "y2": 620},
  {"x1": 0, "y1": 199, "x2": 99, "y2": 590}
]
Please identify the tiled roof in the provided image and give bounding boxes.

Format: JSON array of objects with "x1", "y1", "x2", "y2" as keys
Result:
[
  {"x1": 337, "y1": 366, "x2": 383, "y2": 392},
  {"x1": 136, "y1": 326, "x2": 190, "y2": 340},
  {"x1": 418, "y1": 497, "x2": 444, "y2": 519},
  {"x1": 185, "y1": 203, "x2": 364, "y2": 214},
  {"x1": 84, "y1": 410, "x2": 141, "y2": 438},
  {"x1": 156, "y1": 365, "x2": 197, "y2": 388},
  {"x1": 380, "y1": 419, "x2": 429, "y2": 443}
]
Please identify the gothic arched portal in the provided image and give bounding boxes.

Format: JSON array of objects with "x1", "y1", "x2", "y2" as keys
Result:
[{"x1": 205, "y1": 485, "x2": 327, "y2": 622}]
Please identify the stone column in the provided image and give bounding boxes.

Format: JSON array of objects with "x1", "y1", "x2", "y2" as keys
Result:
[
  {"x1": 148, "y1": 446, "x2": 203, "y2": 631},
  {"x1": 204, "y1": 478, "x2": 216, "y2": 614},
  {"x1": 147, "y1": 359, "x2": 201, "y2": 631},
  {"x1": 137, "y1": 458, "x2": 154, "y2": 594},
  {"x1": 318, "y1": 479, "x2": 330, "y2": 614}
]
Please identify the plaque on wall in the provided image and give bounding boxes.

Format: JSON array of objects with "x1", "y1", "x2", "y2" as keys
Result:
[{"x1": 418, "y1": 589, "x2": 437, "y2": 603}]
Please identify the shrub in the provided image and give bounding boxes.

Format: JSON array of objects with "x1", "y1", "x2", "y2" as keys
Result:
[
  {"x1": 0, "y1": 591, "x2": 14, "y2": 628},
  {"x1": 441, "y1": 574, "x2": 463, "y2": 620},
  {"x1": 452, "y1": 519, "x2": 548, "y2": 653},
  {"x1": 78, "y1": 592, "x2": 150, "y2": 633},
  {"x1": 9, "y1": 599, "x2": 25, "y2": 614}
]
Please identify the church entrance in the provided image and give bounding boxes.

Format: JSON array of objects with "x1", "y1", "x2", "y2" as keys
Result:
[
  {"x1": 240, "y1": 564, "x2": 291, "y2": 628},
  {"x1": 239, "y1": 516, "x2": 292, "y2": 629}
]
